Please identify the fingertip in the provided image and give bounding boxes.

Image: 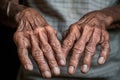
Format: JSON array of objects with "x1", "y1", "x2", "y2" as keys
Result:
[
  {"x1": 53, "y1": 67, "x2": 60, "y2": 76},
  {"x1": 68, "y1": 66, "x2": 75, "y2": 75},
  {"x1": 81, "y1": 64, "x2": 89, "y2": 73},
  {"x1": 98, "y1": 57, "x2": 105, "y2": 64},
  {"x1": 59, "y1": 59, "x2": 66, "y2": 66},
  {"x1": 42, "y1": 71, "x2": 51, "y2": 78},
  {"x1": 24, "y1": 64, "x2": 33, "y2": 71}
]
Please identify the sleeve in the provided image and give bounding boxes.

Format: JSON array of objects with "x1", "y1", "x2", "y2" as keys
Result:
[{"x1": 0, "y1": 0, "x2": 27, "y2": 28}]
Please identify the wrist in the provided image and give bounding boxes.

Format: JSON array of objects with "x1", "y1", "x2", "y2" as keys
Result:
[
  {"x1": 8, "y1": 2, "x2": 27, "y2": 20},
  {"x1": 94, "y1": 10, "x2": 113, "y2": 29},
  {"x1": 100, "y1": 5, "x2": 120, "y2": 29},
  {"x1": 101, "y1": 5, "x2": 120, "y2": 23}
]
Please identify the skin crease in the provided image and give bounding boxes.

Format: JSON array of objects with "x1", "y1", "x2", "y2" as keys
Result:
[
  {"x1": 7, "y1": 4, "x2": 120, "y2": 78},
  {"x1": 13, "y1": 8, "x2": 65, "y2": 78},
  {"x1": 13, "y1": 7, "x2": 120, "y2": 78},
  {"x1": 0, "y1": 0, "x2": 120, "y2": 79},
  {"x1": 62, "y1": 11, "x2": 112, "y2": 74}
]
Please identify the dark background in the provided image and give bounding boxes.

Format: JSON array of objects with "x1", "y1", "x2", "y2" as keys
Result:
[{"x1": 0, "y1": 24, "x2": 20, "y2": 80}]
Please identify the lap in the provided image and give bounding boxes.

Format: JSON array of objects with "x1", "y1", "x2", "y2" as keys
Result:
[{"x1": 17, "y1": 29, "x2": 120, "y2": 80}]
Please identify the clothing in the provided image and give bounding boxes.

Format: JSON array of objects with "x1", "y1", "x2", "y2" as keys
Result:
[{"x1": 17, "y1": 0, "x2": 120, "y2": 80}]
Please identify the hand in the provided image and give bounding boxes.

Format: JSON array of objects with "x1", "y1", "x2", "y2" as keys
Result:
[
  {"x1": 62, "y1": 11, "x2": 113, "y2": 74},
  {"x1": 13, "y1": 8, "x2": 65, "y2": 78}
]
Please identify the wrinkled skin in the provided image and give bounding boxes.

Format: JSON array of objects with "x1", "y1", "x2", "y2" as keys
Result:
[
  {"x1": 13, "y1": 8, "x2": 65, "y2": 78},
  {"x1": 13, "y1": 7, "x2": 113, "y2": 78},
  {"x1": 62, "y1": 11, "x2": 113, "y2": 74}
]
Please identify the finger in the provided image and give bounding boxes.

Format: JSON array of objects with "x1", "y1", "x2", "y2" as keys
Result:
[
  {"x1": 98, "y1": 30, "x2": 110, "y2": 64},
  {"x1": 16, "y1": 33, "x2": 33, "y2": 71},
  {"x1": 62, "y1": 24, "x2": 80, "y2": 58},
  {"x1": 30, "y1": 33, "x2": 51, "y2": 78},
  {"x1": 46, "y1": 26, "x2": 66, "y2": 66},
  {"x1": 38, "y1": 28, "x2": 60, "y2": 76},
  {"x1": 81, "y1": 28, "x2": 101, "y2": 73},
  {"x1": 68, "y1": 25, "x2": 93, "y2": 74}
]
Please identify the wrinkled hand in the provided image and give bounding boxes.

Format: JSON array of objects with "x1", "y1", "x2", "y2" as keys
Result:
[
  {"x1": 13, "y1": 8, "x2": 65, "y2": 78},
  {"x1": 62, "y1": 11, "x2": 113, "y2": 74}
]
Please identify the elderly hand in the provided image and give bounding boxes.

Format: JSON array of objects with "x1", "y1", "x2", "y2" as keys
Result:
[
  {"x1": 62, "y1": 11, "x2": 113, "y2": 74},
  {"x1": 13, "y1": 8, "x2": 65, "y2": 78}
]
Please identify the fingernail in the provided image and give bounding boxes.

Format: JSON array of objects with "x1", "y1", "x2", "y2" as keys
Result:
[
  {"x1": 43, "y1": 71, "x2": 51, "y2": 78},
  {"x1": 53, "y1": 67, "x2": 60, "y2": 75},
  {"x1": 82, "y1": 64, "x2": 88, "y2": 73},
  {"x1": 68, "y1": 66, "x2": 74, "y2": 74},
  {"x1": 60, "y1": 60, "x2": 65, "y2": 66},
  {"x1": 98, "y1": 57, "x2": 105, "y2": 64},
  {"x1": 25, "y1": 64, "x2": 33, "y2": 71}
]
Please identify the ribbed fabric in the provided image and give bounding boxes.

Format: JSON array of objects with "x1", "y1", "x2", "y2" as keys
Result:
[{"x1": 17, "y1": 0, "x2": 120, "y2": 80}]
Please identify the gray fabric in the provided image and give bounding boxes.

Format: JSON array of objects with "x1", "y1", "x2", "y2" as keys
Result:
[{"x1": 17, "y1": 0, "x2": 120, "y2": 80}]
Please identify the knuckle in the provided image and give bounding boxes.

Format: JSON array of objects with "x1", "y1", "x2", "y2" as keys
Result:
[
  {"x1": 70, "y1": 24, "x2": 79, "y2": 33},
  {"x1": 38, "y1": 27, "x2": 46, "y2": 34},
  {"x1": 42, "y1": 44, "x2": 52, "y2": 53},
  {"x1": 84, "y1": 24, "x2": 92, "y2": 30},
  {"x1": 48, "y1": 60, "x2": 57, "y2": 66},
  {"x1": 73, "y1": 45, "x2": 84, "y2": 54},
  {"x1": 102, "y1": 41, "x2": 110, "y2": 49},
  {"x1": 26, "y1": 31, "x2": 33, "y2": 37},
  {"x1": 71, "y1": 24, "x2": 80, "y2": 31},
  {"x1": 45, "y1": 25, "x2": 56, "y2": 32},
  {"x1": 73, "y1": 47, "x2": 83, "y2": 54},
  {"x1": 38, "y1": 60, "x2": 46, "y2": 66},
  {"x1": 37, "y1": 57, "x2": 45, "y2": 64},
  {"x1": 85, "y1": 45, "x2": 95, "y2": 56},
  {"x1": 51, "y1": 42, "x2": 60, "y2": 49},
  {"x1": 70, "y1": 24, "x2": 78, "y2": 29},
  {"x1": 33, "y1": 27, "x2": 40, "y2": 34},
  {"x1": 32, "y1": 49, "x2": 43, "y2": 57},
  {"x1": 63, "y1": 39, "x2": 73, "y2": 48},
  {"x1": 14, "y1": 32, "x2": 23, "y2": 39},
  {"x1": 89, "y1": 37, "x2": 100, "y2": 44},
  {"x1": 23, "y1": 9, "x2": 32, "y2": 16}
]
